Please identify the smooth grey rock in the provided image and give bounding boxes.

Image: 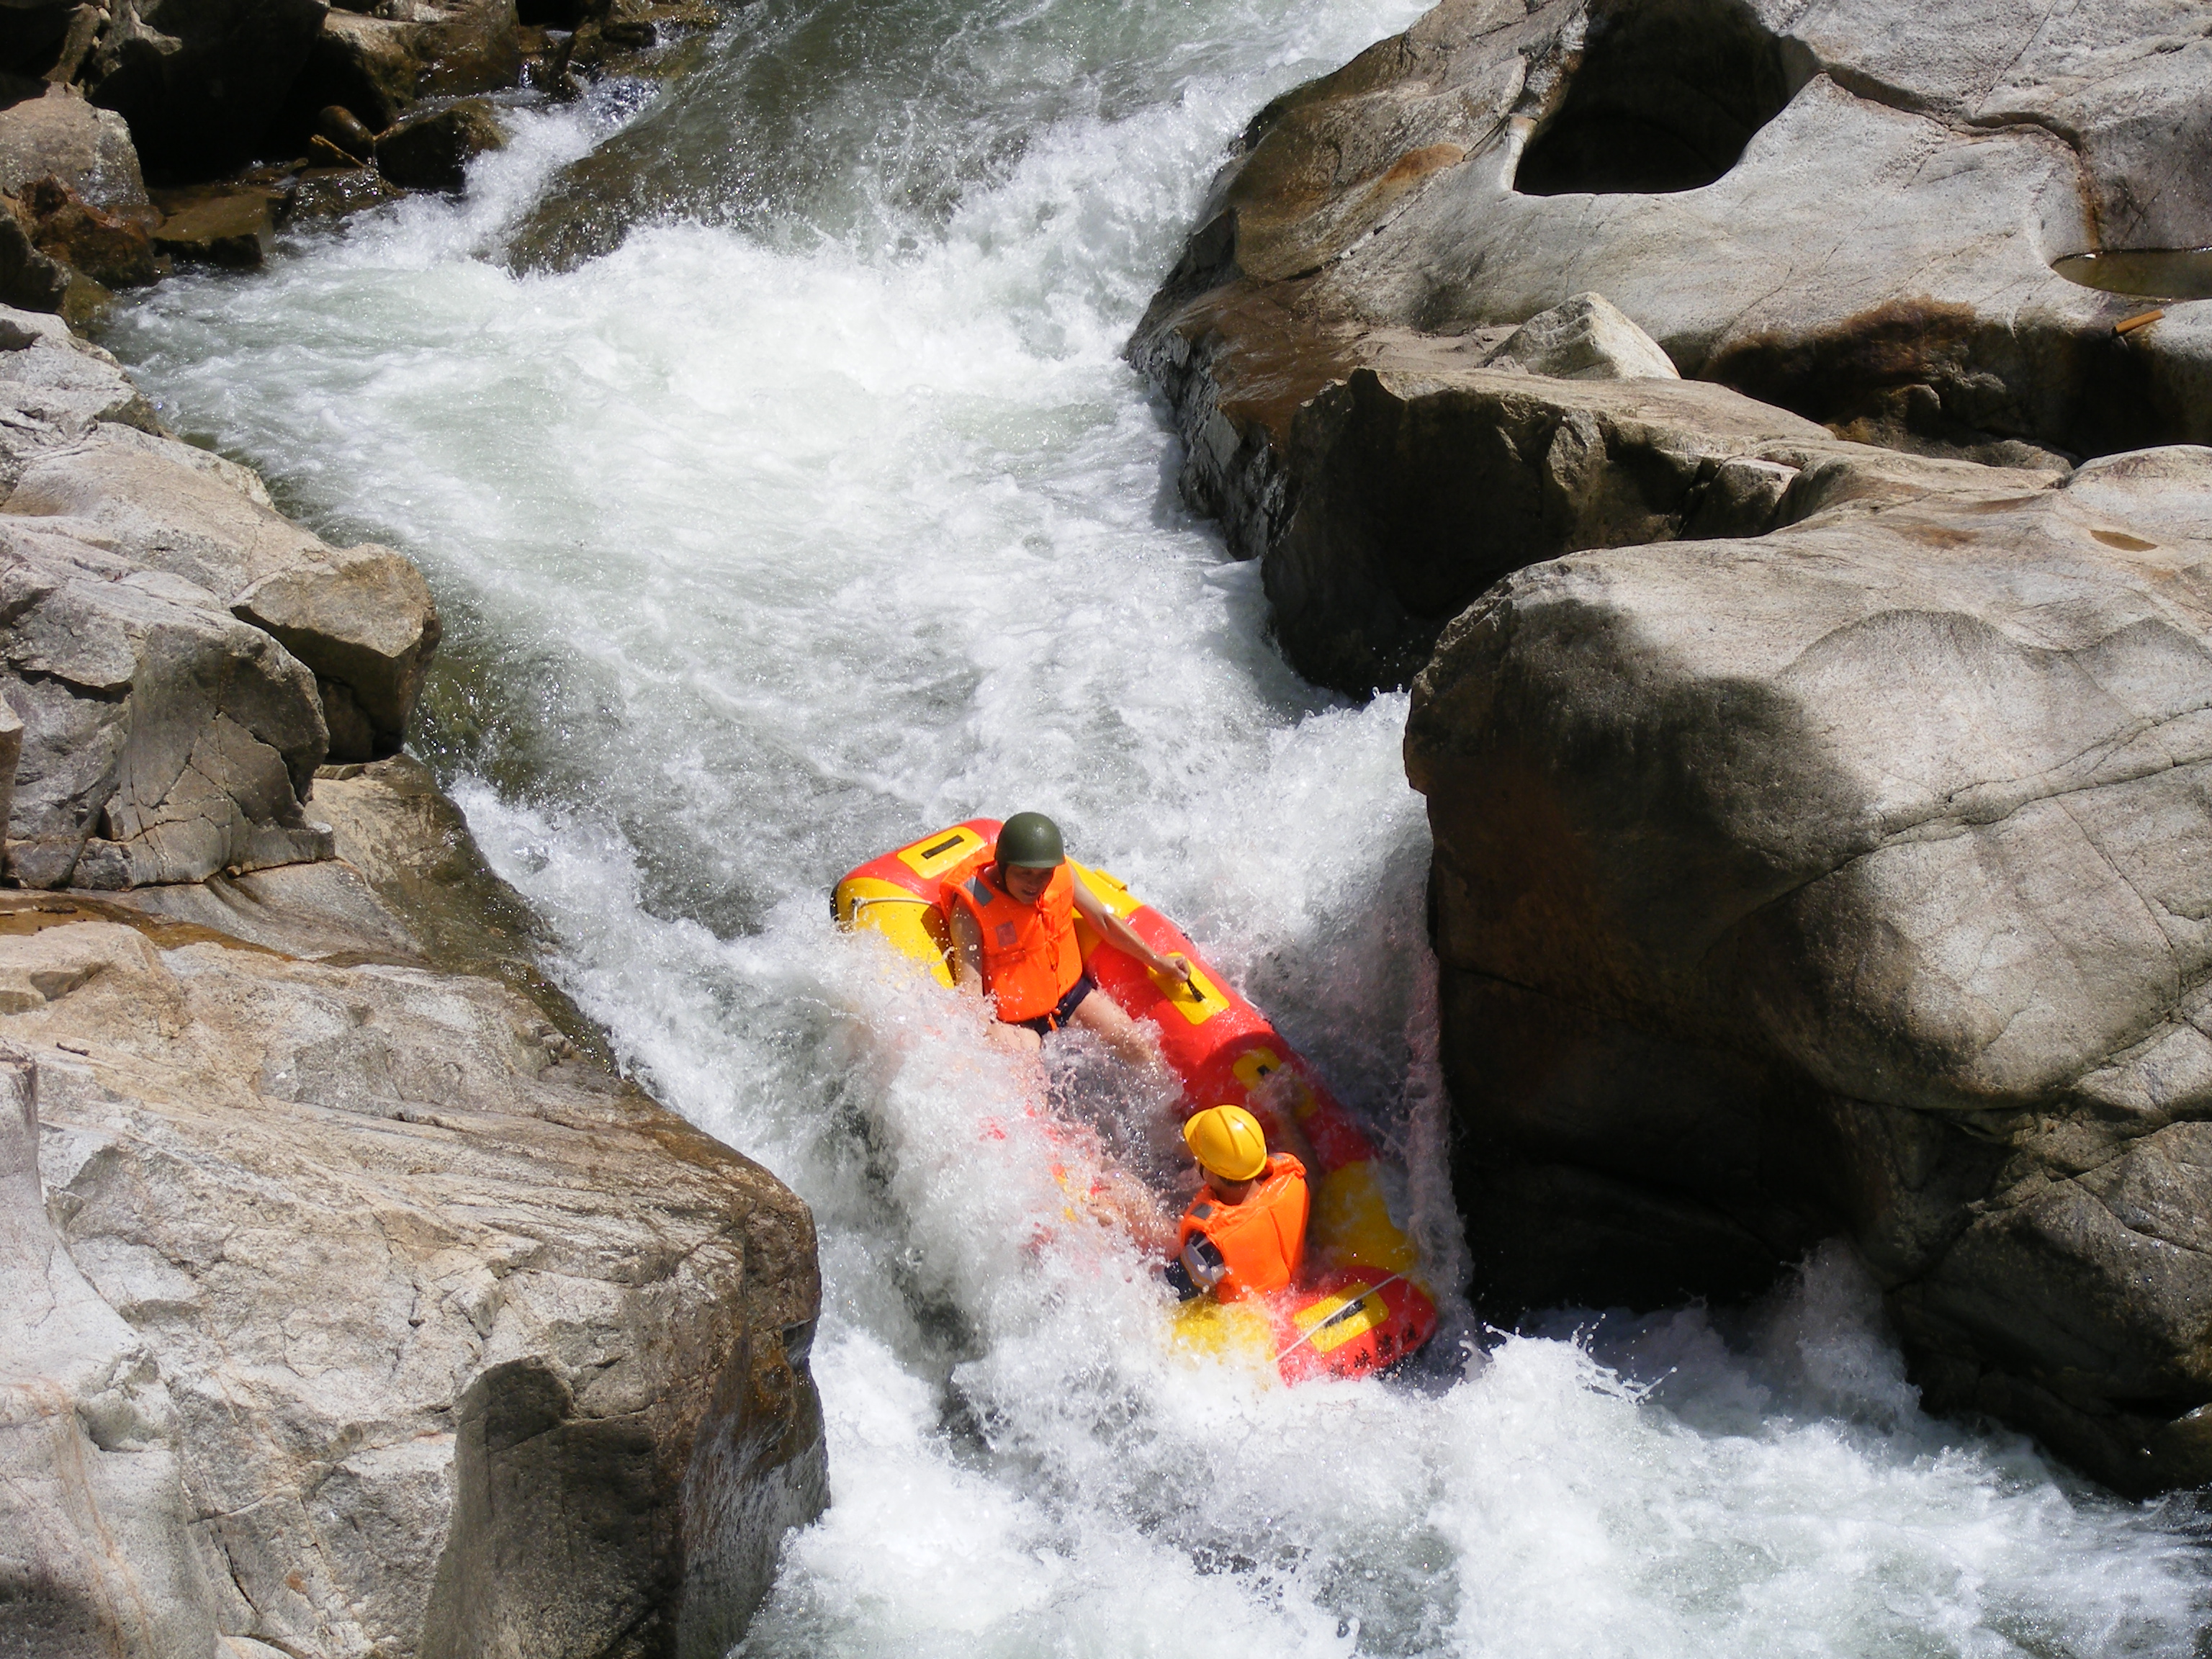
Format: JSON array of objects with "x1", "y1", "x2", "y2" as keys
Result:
[
  {"x1": 1136, "y1": 0, "x2": 2212, "y2": 463},
  {"x1": 1405, "y1": 449, "x2": 2212, "y2": 1492},
  {"x1": 0, "y1": 896, "x2": 824, "y2": 1657},
  {"x1": 1484, "y1": 291, "x2": 1678, "y2": 381},
  {"x1": 0, "y1": 524, "x2": 331, "y2": 889},
  {"x1": 0, "y1": 84, "x2": 148, "y2": 211},
  {"x1": 3, "y1": 420, "x2": 441, "y2": 760}
]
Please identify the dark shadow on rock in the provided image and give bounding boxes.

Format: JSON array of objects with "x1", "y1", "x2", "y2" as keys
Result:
[{"x1": 1514, "y1": 0, "x2": 1813, "y2": 197}]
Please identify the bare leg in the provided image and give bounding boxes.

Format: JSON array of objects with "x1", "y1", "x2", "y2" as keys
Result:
[
  {"x1": 986, "y1": 1020, "x2": 1044, "y2": 1057},
  {"x1": 1068, "y1": 988, "x2": 1156, "y2": 1069}
]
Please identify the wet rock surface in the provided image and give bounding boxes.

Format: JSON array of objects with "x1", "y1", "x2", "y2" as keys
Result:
[
  {"x1": 0, "y1": 306, "x2": 827, "y2": 1653},
  {"x1": 1141, "y1": 0, "x2": 2212, "y2": 1491},
  {"x1": 146, "y1": 185, "x2": 276, "y2": 267},
  {"x1": 373, "y1": 96, "x2": 506, "y2": 192}
]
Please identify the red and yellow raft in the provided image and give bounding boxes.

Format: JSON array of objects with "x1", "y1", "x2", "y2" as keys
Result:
[{"x1": 835, "y1": 819, "x2": 1439, "y2": 1384}]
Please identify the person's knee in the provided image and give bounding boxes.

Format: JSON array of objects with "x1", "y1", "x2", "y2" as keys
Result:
[{"x1": 1076, "y1": 994, "x2": 1131, "y2": 1035}]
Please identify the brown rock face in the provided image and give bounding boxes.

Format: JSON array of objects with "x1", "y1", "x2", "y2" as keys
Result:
[
  {"x1": 20, "y1": 176, "x2": 157, "y2": 289},
  {"x1": 374, "y1": 98, "x2": 507, "y2": 192},
  {"x1": 148, "y1": 187, "x2": 276, "y2": 269}
]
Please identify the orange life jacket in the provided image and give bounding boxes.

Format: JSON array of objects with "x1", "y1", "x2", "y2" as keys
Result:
[
  {"x1": 940, "y1": 858, "x2": 1083, "y2": 1025},
  {"x1": 1177, "y1": 1153, "x2": 1309, "y2": 1302}
]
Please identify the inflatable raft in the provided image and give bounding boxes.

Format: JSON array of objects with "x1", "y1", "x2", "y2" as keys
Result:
[{"x1": 835, "y1": 819, "x2": 1438, "y2": 1383}]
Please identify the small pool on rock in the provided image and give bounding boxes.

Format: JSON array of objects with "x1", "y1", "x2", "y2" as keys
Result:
[{"x1": 2053, "y1": 247, "x2": 2212, "y2": 301}]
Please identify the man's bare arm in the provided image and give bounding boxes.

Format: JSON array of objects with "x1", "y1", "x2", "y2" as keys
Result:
[
  {"x1": 948, "y1": 906, "x2": 986, "y2": 993},
  {"x1": 1072, "y1": 882, "x2": 1190, "y2": 984}
]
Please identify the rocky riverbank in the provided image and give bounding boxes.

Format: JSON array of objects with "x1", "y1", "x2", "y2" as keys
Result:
[
  {"x1": 0, "y1": 0, "x2": 723, "y2": 325},
  {"x1": 0, "y1": 307, "x2": 826, "y2": 1651},
  {"x1": 1137, "y1": 0, "x2": 2212, "y2": 1493}
]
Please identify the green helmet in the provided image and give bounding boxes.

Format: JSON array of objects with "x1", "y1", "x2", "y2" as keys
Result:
[{"x1": 996, "y1": 811, "x2": 1066, "y2": 868}]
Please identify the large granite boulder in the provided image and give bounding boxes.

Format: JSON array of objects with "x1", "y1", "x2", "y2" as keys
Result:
[
  {"x1": 0, "y1": 888, "x2": 823, "y2": 1656},
  {"x1": 1151, "y1": 301, "x2": 2060, "y2": 692},
  {"x1": 1138, "y1": 0, "x2": 2212, "y2": 1491},
  {"x1": 0, "y1": 274, "x2": 825, "y2": 1658},
  {"x1": 0, "y1": 304, "x2": 161, "y2": 450},
  {"x1": 1136, "y1": 0, "x2": 2212, "y2": 490},
  {"x1": 1405, "y1": 446, "x2": 2212, "y2": 1493},
  {"x1": 1, "y1": 413, "x2": 441, "y2": 760}
]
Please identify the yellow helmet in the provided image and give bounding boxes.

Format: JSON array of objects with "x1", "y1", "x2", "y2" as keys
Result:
[{"x1": 1184, "y1": 1105, "x2": 1267, "y2": 1182}]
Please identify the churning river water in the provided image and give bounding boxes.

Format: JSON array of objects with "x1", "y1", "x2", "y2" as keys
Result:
[{"x1": 104, "y1": 0, "x2": 2212, "y2": 1651}]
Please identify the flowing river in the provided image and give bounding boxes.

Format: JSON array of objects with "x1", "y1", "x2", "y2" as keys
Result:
[{"x1": 106, "y1": 0, "x2": 2212, "y2": 1651}]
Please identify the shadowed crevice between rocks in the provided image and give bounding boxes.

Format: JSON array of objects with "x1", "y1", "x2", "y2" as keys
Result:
[{"x1": 1513, "y1": 0, "x2": 1812, "y2": 197}]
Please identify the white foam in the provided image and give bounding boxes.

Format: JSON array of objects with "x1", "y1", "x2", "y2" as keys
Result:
[{"x1": 105, "y1": 0, "x2": 2212, "y2": 1649}]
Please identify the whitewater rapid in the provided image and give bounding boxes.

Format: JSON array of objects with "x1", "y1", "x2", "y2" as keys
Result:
[{"x1": 108, "y1": 0, "x2": 2212, "y2": 1650}]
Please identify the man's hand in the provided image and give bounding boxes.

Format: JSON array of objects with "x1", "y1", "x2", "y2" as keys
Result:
[{"x1": 1154, "y1": 951, "x2": 1193, "y2": 990}]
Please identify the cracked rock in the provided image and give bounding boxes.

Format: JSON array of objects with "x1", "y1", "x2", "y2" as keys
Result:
[
  {"x1": 2, "y1": 409, "x2": 441, "y2": 761},
  {"x1": 0, "y1": 904, "x2": 824, "y2": 1655},
  {"x1": 0, "y1": 524, "x2": 332, "y2": 889}
]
